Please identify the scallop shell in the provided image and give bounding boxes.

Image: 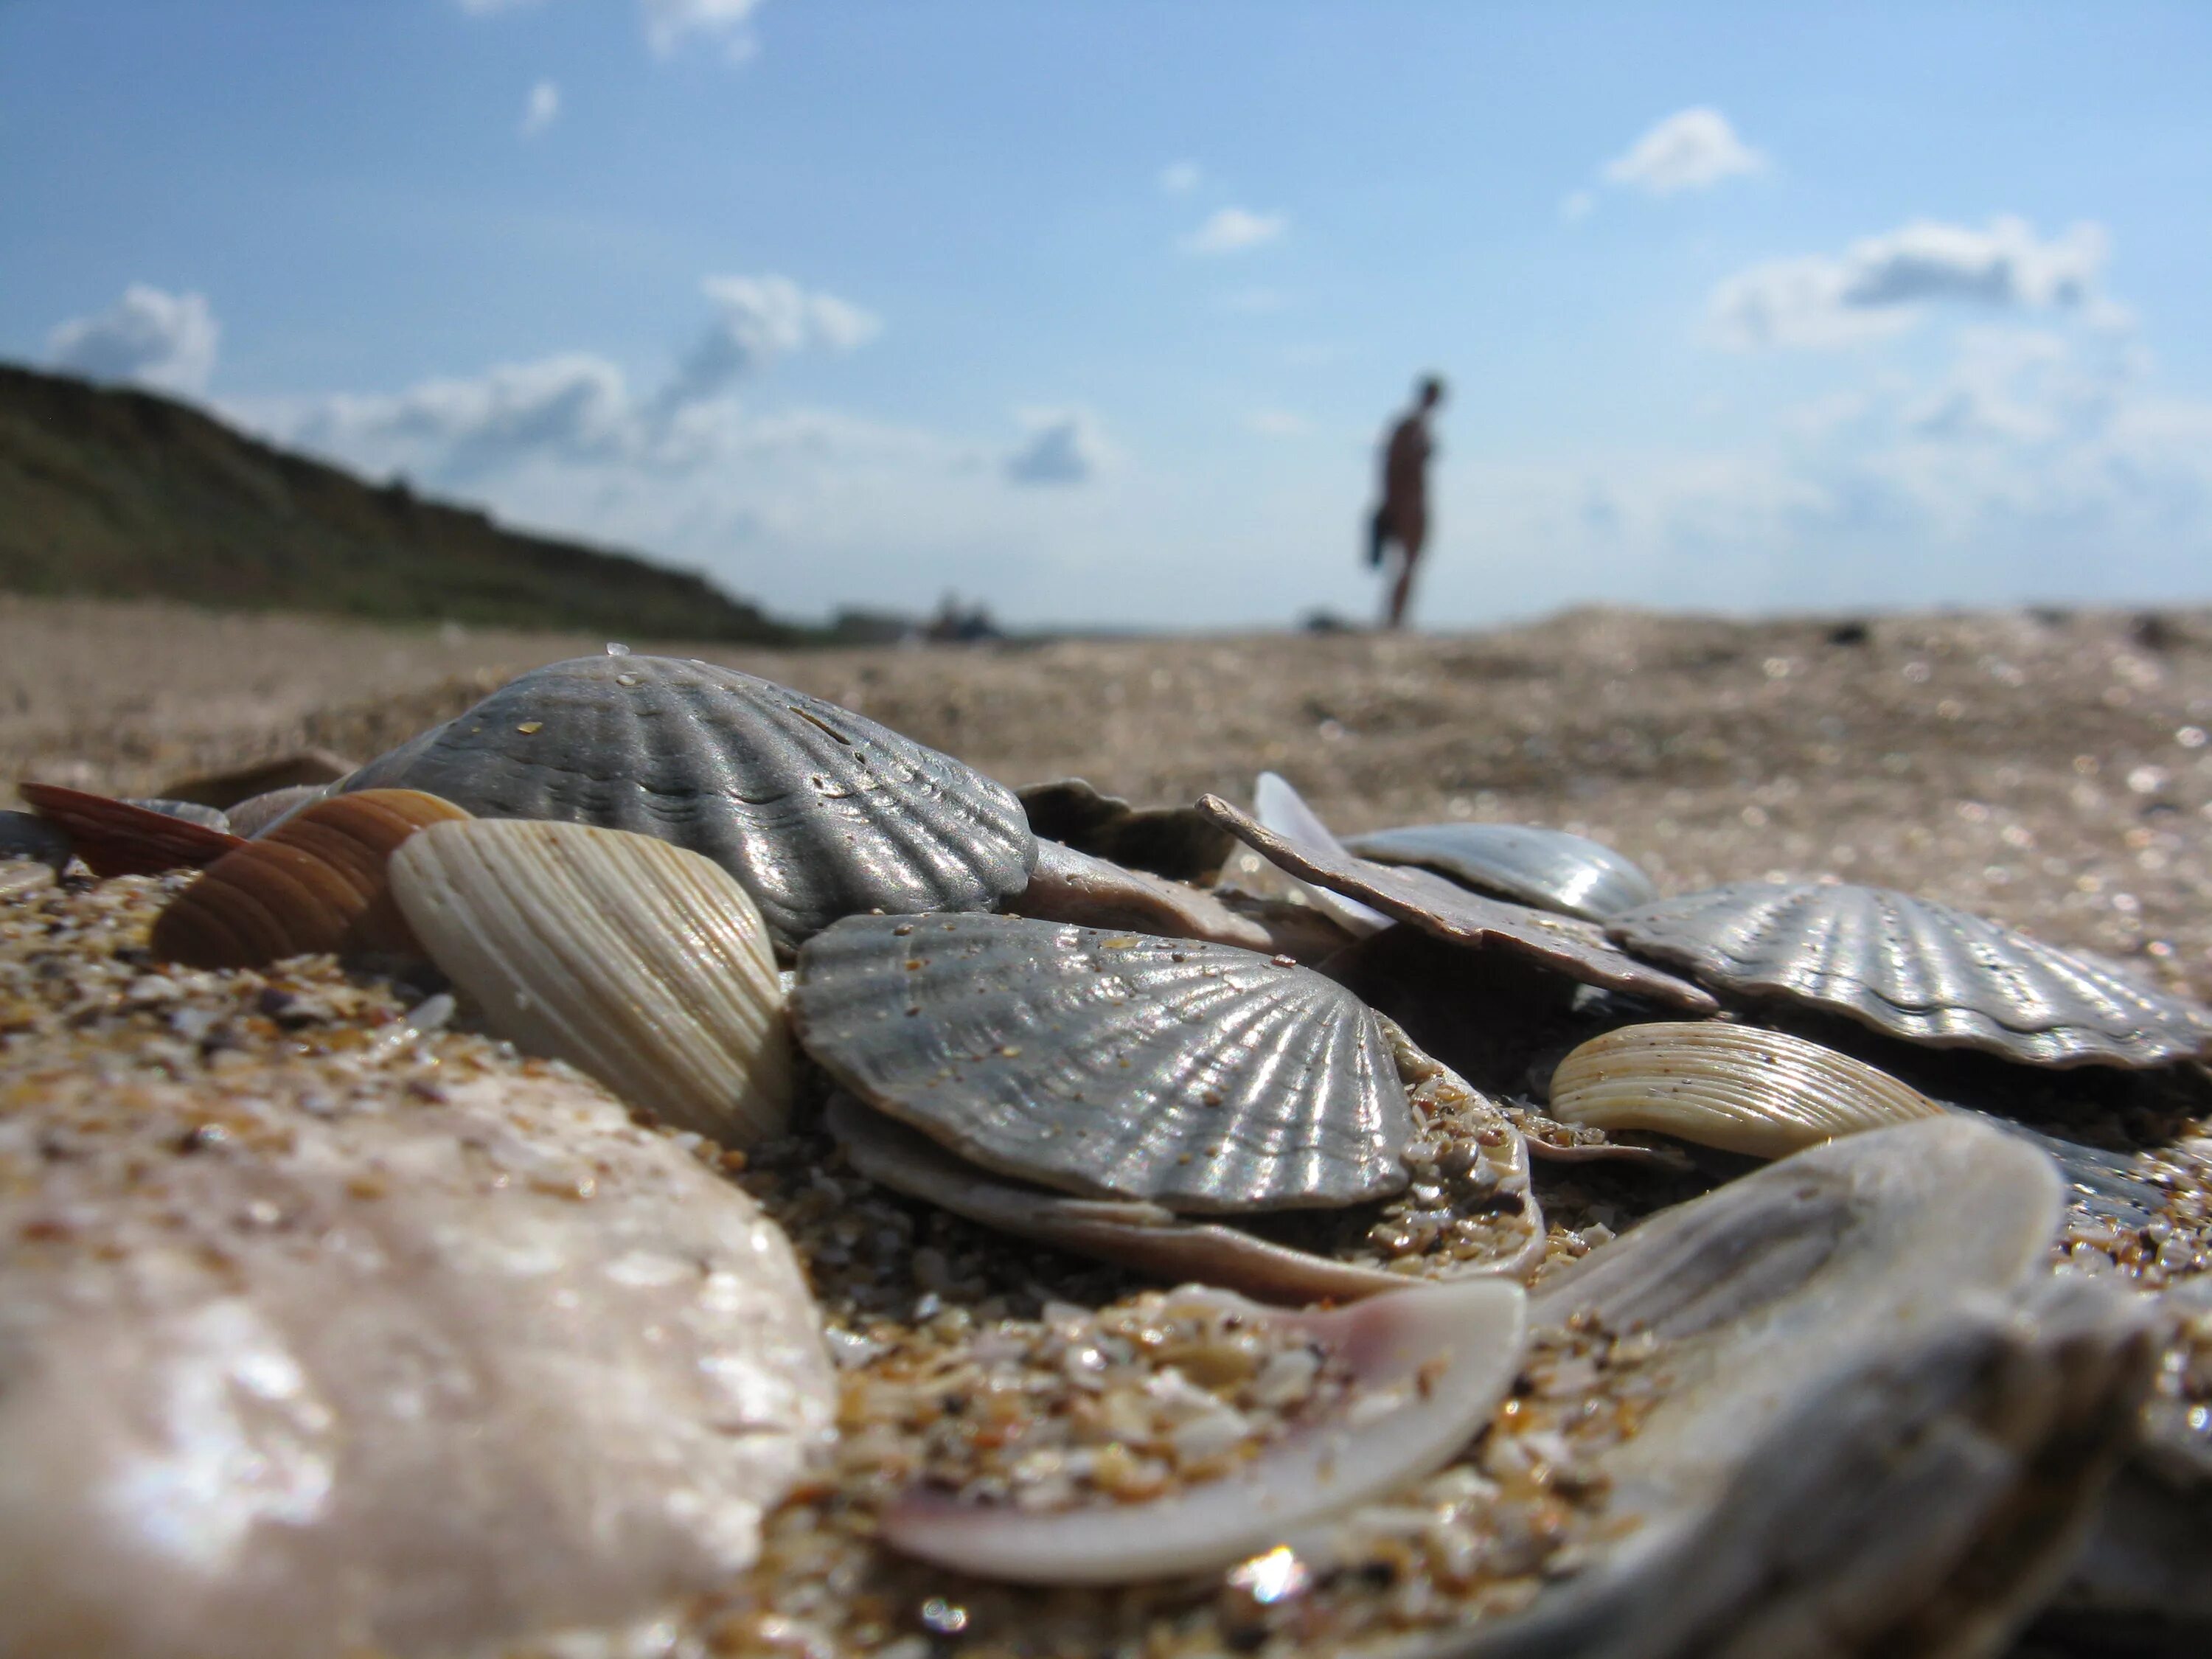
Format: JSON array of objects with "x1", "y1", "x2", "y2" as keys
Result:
[
  {"x1": 1012, "y1": 838, "x2": 1274, "y2": 952},
  {"x1": 341, "y1": 653, "x2": 1036, "y2": 950},
  {"x1": 18, "y1": 782, "x2": 246, "y2": 877},
  {"x1": 792, "y1": 912, "x2": 1416, "y2": 1213},
  {"x1": 1342, "y1": 821, "x2": 1659, "y2": 921},
  {"x1": 1547, "y1": 1021, "x2": 1944, "y2": 1158},
  {"x1": 1606, "y1": 879, "x2": 2212, "y2": 1068},
  {"x1": 389, "y1": 818, "x2": 793, "y2": 1144},
  {"x1": 1251, "y1": 773, "x2": 1391, "y2": 936},
  {"x1": 880, "y1": 1277, "x2": 1528, "y2": 1586},
  {"x1": 149, "y1": 790, "x2": 472, "y2": 969},
  {"x1": 1196, "y1": 793, "x2": 1717, "y2": 1013},
  {"x1": 826, "y1": 1096, "x2": 1411, "y2": 1305},
  {"x1": 1018, "y1": 777, "x2": 1237, "y2": 883}
]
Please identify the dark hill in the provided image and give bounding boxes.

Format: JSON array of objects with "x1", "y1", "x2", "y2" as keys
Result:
[{"x1": 0, "y1": 363, "x2": 807, "y2": 641}]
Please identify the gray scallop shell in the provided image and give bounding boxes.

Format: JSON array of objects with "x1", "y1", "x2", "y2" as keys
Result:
[
  {"x1": 791, "y1": 912, "x2": 1416, "y2": 1213},
  {"x1": 339, "y1": 654, "x2": 1036, "y2": 950},
  {"x1": 1342, "y1": 822, "x2": 1659, "y2": 922},
  {"x1": 1608, "y1": 879, "x2": 2212, "y2": 1068}
]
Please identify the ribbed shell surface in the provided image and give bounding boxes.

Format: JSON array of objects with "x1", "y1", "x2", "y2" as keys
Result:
[
  {"x1": 1342, "y1": 822, "x2": 1660, "y2": 921},
  {"x1": 792, "y1": 913, "x2": 1416, "y2": 1213},
  {"x1": 340, "y1": 654, "x2": 1037, "y2": 950},
  {"x1": 1607, "y1": 880, "x2": 2212, "y2": 1068}
]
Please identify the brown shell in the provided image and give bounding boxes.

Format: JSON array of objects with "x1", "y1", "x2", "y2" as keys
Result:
[
  {"x1": 18, "y1": 782, "x2": 246, "y2": 877},
  {"x1": 150, "y1": 790, "x2": 471, "y2": 968}
]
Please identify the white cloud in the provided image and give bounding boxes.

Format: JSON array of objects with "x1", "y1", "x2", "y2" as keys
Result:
[
  {"x1": 47, "y1": 285, "x2": 220, "y2": 394},
  {"x1": 660, "y1": 274, "x2": 881, "y2": 408},
  {"x1": 1184, "y1": 206, "x2": 1286, "y2": 256},
  {"x1": 1158, "y1": 160, "x2": 1201, "y2": 195},
  {"x1": 1602, "y1": 107, "x2": 1768, "y2": 196},
  {"x1": 1004, "y1": 408, "x2": 1110, "y2": 487},
  {"x1": 641, "y1": 0, "x2": 764, "y2": 59},
  {"x1": 1247, "y1": 409, "x2": 1310, "y2": 439},
  {"x1": 1557, "y1": 189, "x2": 1595, "y2": 225},
  {"x1": 1711, "y1": 217, "x2": 2110, "y2": 350},
  {"x1": 520, "y1": 79, "x2": 561, "y2": 137}
]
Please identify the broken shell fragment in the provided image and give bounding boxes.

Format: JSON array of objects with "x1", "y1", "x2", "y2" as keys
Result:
[
  {"x1": 1011, "y1": 838, "x2": 1275, "y2": 952},
  {"x1": 880, "y1": 1276, "x2": 1527, "y2": 1585},
  {"x1": 1018, "y1": 776, "x2": 1237, "y2": 883},
  {"x1": 793, "y1": 912, "x2": 1416, "y2": 1213},
  {"x1": 1343, "y1": 821, "x2": 1660, "y2": 922},
  {"x1": 1253, "y1": 772, "x2": 1391, "y2": 936},
  {"x1": 389, "y1": 818, "x2": 793, "y2": 1144},
  {"x1": 150, "y1": 789, "x2": 472, "y2": 969},
  {"x1": 1607, "y1": 879, "x2": 2212, "y2": 1068},
  {"x1": 18, "y1": 782, "x2": 246, "y2": 877},
  {"x1": 342, "y1": 653, "x2": 1037, "y2": 950},
  {"x1": 1546, "y1": 1021, "x2": 1944, "y2": 1159},
  {"x1": 1197, "y1": 793, "x2": 1717, "y2": 1013}
]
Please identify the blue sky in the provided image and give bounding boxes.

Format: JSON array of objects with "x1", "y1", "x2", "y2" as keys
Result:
[{"x1": 6, "y1": 1, "x2": 2211, "y2": 630}]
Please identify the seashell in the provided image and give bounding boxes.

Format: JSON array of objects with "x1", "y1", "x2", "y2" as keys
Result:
[
  {"x1": 228, "y1": 782, "x2": 333, "y2": 838},
  {"x1": 18, "y1": 782, "x2": 246, "y2": 877},
  {"x1": 880, "y1": 1276, "x2": 1528, "y2": 1586},
  {"x1": 148, "y1": 790, "x2": 472, "y2": 969},
  {"x1": 826, "y1": 1096, "x2": 1411, "y2": 1305},
  {"x1": 1606, "y1": 878, "x2": 2212, "y2": 1068},
  {"x1": 1018, "y1": 777, "x2": 1237, "y2": 883},
  {"x1": 0, "y1": 810, "x2": 73, "y2": 871},
  {"x1": 792, "y1": 912, "x2": 1416, "y2": 1213},
  {"x1": 1343, "y1": 820, "x2": 1660, "y2": 921},
  {"x1": 341, "y1": 653, "x2": 1035, "y2": 950},
  {"x1": 1252, "y1": 771, "x2": 1390, "y2": 936},
  {"x1": 122, "y1": 798, "x2": 233, "y2": 833},
  {"x1": 1546, "y1": 1021, "x2": 1944, "y2": 1158},
  {"x1": 0, "y1": 859, "x2": 55, "y2": 900},
  {"x1": 1197, "y1": 793, "x2": 1719, "y2": 1013},
  {"x1": 156, "y1": 748, "x2": 358, "y2": 810},
  {"x1": 389, "y1": 818, "x2": 792, "y2": 1144},
  {"x1": 1011, "y1": 838, "x2": 1275, "y2": 952}
]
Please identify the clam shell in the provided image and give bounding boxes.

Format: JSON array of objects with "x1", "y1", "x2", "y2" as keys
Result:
[
  {"x1": 389, "y1": 818, "x2": 793, "y2": 1144},
  {"x1": 1342, "y1": 821, "x2": 1659, "y2": 922},
  {"x1": 341, "y1": 653, "x2": 1036, "y2": 950},
  {"x1": 1606, "y1": 878, "x2": 2212, "y2": 1068},
  {"x1": 1012, "y1": 838, "x2": 1274, "y2": 952},
  {"x1": 149, "y1": 790, "x2": 472, "y2": 969},
  {"x1": 1018, "y1": 777, "x2": 1237, "y2": 884},
  {"x1": 1546, "y1": 1021, "x2": 1944, "y2": 1158},
  {"x1": 792, "y1": 913, "x2": 1416, "y2": 1213},
  {"x1": 827, "y1": 1096, "x2": 1411, "y2": 1305},
  {"x1": 880, "y1": 1277, "x2": 1528, "y2": 1586},
  {"x1": 1197, "y1": 793, "x2": 1718, "y2": 1013},
  {"x1": 18, "y1": 782, "x2": 246, "y2": 877}
]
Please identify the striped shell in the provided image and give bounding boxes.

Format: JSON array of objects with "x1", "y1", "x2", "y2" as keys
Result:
[
  {"x1": 1547, "y1": 1021, "x2": 1944, "y2": 1158},
  {"x1": 18, "y1": 782, "x2": 246, "y2": 877},
  {"x1": 1342, "y1": 821, "x2": 1660, "y2": 921},
  {"x1": 341, "y1": 654, "x2": 1036, "y2": 950},
  {"x1": 389, "y1": 818, "x2": 792, "y2": 1145},
  {"x1": 1607, "y1": 879, "x2": 2212, "y2": 1068},
  {"x1": 792, "y1": 913, "x2": 1416, "y2": 1213},
  {"x1": 150, "y1": 790, "x2": 470, "y2": 969}
]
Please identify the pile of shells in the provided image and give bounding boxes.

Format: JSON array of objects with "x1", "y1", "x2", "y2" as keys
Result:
[{"x1": 7, "y1": 647, "x2": 2212, "y2": 1659}]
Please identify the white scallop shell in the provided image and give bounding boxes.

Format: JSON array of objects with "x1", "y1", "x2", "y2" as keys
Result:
[
  {"x1": 389, "y1": 818, "x2": 792, "y2": 1144},
  {"x1": 1607, "y1": 879, "x2": 2212, "y2": 1068}
]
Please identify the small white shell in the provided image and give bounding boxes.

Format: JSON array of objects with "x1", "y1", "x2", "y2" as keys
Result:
[
  {"x1": 1547, "y1": 1022, "x2": 1944, "y2": 1158},
  {"x1": 389, "y1": 819, "x2": 792, "y2": 1144},
  {"x1": 880, "y1": 1276, "x2": 1527, "y2": 1585}
]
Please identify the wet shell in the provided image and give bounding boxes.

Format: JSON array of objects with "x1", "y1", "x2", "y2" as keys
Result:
[
  {"x1": 18, "y1": 782, "x2": 246, "y2": 877},
  {"x1": 341, "y1": 653, "x2": 1036, "y2": 950},
  {"x1": 389, "y1": 818, "x2": 792, "y2": 1144},
  {"x1": 1342, "y1": 821, "x2": 1660, "y2": 922},
  {"x1": 1197, "y1": 793, "x2": 1718, "y2": 1013},
  {"x1": 1547, "y1": 1021, "x2": 1944, "y2": 1158},
  {"x1": 881, "y1": 1276, "x2": 1528, "y2": 1585},
  {"x1": 1607, "y1": 878, "x2": 2212, "y2": 1068},
  {"x1": 792, "y1": 912, "x2": 1416, "y2": 1213},
  {"x1": 149, "y1": 790, "x2": 472, "y2": 969}
]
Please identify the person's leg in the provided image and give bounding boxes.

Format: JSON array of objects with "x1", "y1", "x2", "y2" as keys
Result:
[{"x1": 1385, "y1": 518, "x2": 1426, "y2": 628}]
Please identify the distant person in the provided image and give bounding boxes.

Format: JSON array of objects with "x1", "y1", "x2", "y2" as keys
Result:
[{"x1": 1367, "y1": 375, "x2": 1445, "y2": 629}]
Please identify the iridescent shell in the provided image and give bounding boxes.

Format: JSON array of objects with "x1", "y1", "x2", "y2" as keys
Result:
[
  {"x1": 340, "y1": 654, "x2": 1036, "y2": 950},
  {"x1": 1342, "y1": 821, "x2": 1659, "y2": 921},
  {"x1": 1607, "y1": 879, "x2": 2212, "y2": 1068},
  {"x1": 18, "y1": 782, "x2": 245, "y2": 877},
  {"x1": 149, "y1": 790, "x2": 471, "y2": 969},
  {"x1": 1196, "y1": 793, "x2": 1717, "y2": 1013},
  {"x1": 792, "y1": 913, "x2": 1416, "y2": 1213}
]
